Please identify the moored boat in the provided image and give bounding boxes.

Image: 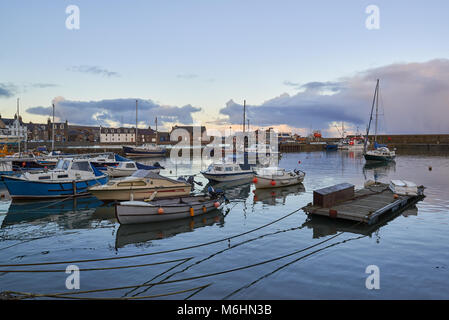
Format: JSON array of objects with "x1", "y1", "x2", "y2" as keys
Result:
[
  {"x1": 201, "y1": 161, "x2": 255, "y2": 182},
  {"x1": 88, "y1": 170, "x2": 191, "y2": 201},
  {"x1": 1, "y1": 158, "x2": 108, "y2": 199},
  {"x1": 253, "y1": 167, "x2": 305, "y2": 189},
  {"x1": 106, "y1": 160, "x2": 160, "y2": 177},
  {"x1": 123, "y1": 144, "x2": 166, "y2": 158},
  {"x1": 115, "y1": 193, "x2": 225, "y2": 225}
]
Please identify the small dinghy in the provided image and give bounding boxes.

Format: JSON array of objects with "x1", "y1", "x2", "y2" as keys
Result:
[
  {"x1": 253, "y1": 167, "x2": 305, "y2": 189},
  {"x1": 115, "y1": 191, "x2": 225, "y2": 225},
  {"x1": 389, "y1": 180, "x2": 420, "y2": 196}
]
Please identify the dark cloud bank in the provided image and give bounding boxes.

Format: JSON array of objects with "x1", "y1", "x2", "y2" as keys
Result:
[
  {"x1": 221, "y1": 59, "x2": 449, "y2": 134},
  {"x1": 27, "y1": 98, "x2": 201, "y2": 127}
]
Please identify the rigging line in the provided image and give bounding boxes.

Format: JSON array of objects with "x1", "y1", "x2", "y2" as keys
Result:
[
  {"x1": 130, "y1": 224, "x2": 306, "y2": 297},
  {"x1": 0, "y1": 257, "x2": 193, "y2": 273},
  {"x1": 223, "y1": 234, "x2": 367, "y2": 299},
  {"x1": 15, "y1": 229, "x2": 345, "y2": 298},
  {"x1": 121, "y1": 255, "x2": 192, "y2": 298},
  {"x1": 4, "y1": 283, "x2": 212, "y2": 300},
  {"x1": 0, "y1": 207, "x2": 302, "y2": 267}
]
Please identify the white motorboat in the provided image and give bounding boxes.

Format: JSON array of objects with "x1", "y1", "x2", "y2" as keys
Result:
[
  {"x1": 106, "y1": 161, "x2": 160, "y2": 177},
  {"x1": 253, "y1": 167, "x2": 305, "y2": 189},
  {"x1": 115, "y1": 193, "x2": 225, "y2": 225},
  {"x1": 201, "y1": 162, "x2": 255, "y2": 182}
]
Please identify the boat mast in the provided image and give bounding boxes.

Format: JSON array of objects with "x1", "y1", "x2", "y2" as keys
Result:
[
  {"x1": 155, "y1": 116, "x2": 158, "y2": 145},
  {"x1": 375, "y1": 81, "x2": 379, "y2": 145},
  {"x1": 51, "y1": 103, "x2": 55, "y2": 152},
  {"x1": 135, "y1": 99, "x2": 138, "y2": 146},
  {"x1": 364, "y1": 79, "x2": 379, "y2": 154},
  {"x1": 243, "y1": 100, "x2": 246, "y2": 133},
  {"x1": 17, "y1": 98, "x2": 20, "y2": 154}
]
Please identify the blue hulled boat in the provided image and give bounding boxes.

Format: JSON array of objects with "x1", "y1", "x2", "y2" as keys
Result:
[{"x1": 1, "y1": 158, "x2": 108, "y2": 199}]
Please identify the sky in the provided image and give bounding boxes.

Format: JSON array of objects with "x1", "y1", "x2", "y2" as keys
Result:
[{"x1": 1, "y1": 0, "x2": 449, "y2": 136}]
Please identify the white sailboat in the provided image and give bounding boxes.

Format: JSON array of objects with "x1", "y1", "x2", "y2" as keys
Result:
[{"x1": 363, "y1": 79, "x2": 396, "y2": 162}]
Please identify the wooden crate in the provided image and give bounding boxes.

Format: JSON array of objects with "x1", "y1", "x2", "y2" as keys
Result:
[{"x1": 313, "y1": 183, "x2": 354, "y2": 208}]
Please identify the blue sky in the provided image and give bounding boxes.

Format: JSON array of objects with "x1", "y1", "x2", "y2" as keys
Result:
[{"x1": 1, "y1": 0, "x2": 449, "y2": 134}]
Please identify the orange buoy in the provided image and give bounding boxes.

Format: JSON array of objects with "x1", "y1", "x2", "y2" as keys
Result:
[
  {"x1": 190, "y1": 207, "x2": 194, "y2": 216},
  {"x1": 329, "y1": 209, "x2": 338, "y2": 218},
  {"x1": 202, "y1": 206, "x2": 207, "y2": 213},
  {"x1": 157, "y1": 207, "x2": 164, "y2": 215},
  {"x1": 214, "y1": 202, "x2": 220, "y2": 208},
  {"x1": 270, "y1": 180, "x2": 276, "y2": 186},
  {"x1": 254, "y1": 195, "x2": 258, "y2": 201},
  {"x1": 252, "y1": 177, "x2": 258, "y2": 184},
  {"x1": 394, "y1": 194, "x2": 399, "y2": 199},
  {"x1": 22, "y1": 162, "x2": 26, "y2": 167}
]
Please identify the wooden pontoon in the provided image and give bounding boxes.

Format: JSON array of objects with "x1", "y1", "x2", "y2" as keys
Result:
[{"x1": 303, "y1": 182, "x2": 425, "y2": 225}]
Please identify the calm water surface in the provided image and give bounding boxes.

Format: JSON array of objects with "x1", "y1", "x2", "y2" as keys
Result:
[{"x1": 0, "y1": 151, "x2": 448, "y2": 299}]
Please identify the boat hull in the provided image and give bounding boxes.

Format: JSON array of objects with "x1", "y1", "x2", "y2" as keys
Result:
[
  {"x1": 1, "y1": 175, "x2": 108, "y2": 199},
  {"x1": 255, "y1": 175, "x2": 304, "y2": 189},
  {"x1": 89, "y1": 185, "x2": 191, "y2": 201},
  {"x1": 122, "y1": 146, "x2": 166, "y2": 158},
  {"x1": 364, "y1": 154, "x2": 395, "y2": 162},
  {"x1": 201, "y1": 171, "x2": 255, "y2": 182},
  {"x1": 115, "y1": 197, "x2": 223, "y2": 224}
]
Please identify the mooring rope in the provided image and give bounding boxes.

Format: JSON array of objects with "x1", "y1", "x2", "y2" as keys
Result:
[
  {"x1": 0, "y1": 257, "x2": 192, "y2": 273},
  {"x1": 0, "y1": 206, "x2": 302, "y2": 267}
]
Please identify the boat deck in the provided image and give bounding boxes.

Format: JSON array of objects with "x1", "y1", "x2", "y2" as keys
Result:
[{"x1": 303, "y1": 183, "x2": 425, "y2": 224}]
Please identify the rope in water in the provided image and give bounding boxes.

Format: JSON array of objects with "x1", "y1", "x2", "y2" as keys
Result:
[
  {"x1": 2, "y1": 283, "x2": 212, "y2": 300},
  {"x1": 0, "y1": 257, "x2": 192, "y2": 273},
  {"x1": 0, "y1": 206, "x2": 302, "y2": 267}
]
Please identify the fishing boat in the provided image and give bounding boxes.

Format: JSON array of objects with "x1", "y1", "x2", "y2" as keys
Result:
[
  {"x1": 253, "y1": 167, "x2": 305, "y2": 189},
  {"x1": 115, "y1": 192, "x2": 225, "y2": 225},
  {"x1": 201, "y1": 161, "x2": 255, "y2": 182},
  {"x1": 363, "y1": 79, "x2": 396, "y2": 162},
  {"x1": 106, "y1": 160, "x2": 160, "y2": 177},
  {"x1": 1, "y1": 158, "x2": 108, "y2": 199},
  {"x1": 88, "y1": 170, "x2": 191, "y2": 201},
  {"x1": 122, "y1": 143, "x2": 166, "y2": 158}
]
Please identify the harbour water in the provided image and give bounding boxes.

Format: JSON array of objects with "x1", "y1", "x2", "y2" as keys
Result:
[{"x1": 0, "y1": 150, "x2": 448, "y2": 299}]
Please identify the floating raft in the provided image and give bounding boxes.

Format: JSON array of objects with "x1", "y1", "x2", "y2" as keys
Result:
[{"x1": 303, "y1": 182, "x2": 425, "y2": 225}]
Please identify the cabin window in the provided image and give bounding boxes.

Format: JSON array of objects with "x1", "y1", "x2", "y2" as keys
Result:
[
  {"x1": 117, "y1": 182, "x2": 132, "y2": 187},
  {"x1": 62, "y1": 161, "x2": 70, "y2": 170},
  {"x1": 125, "y1": 163, "x2": 136, "y2": 169},
  {"x1": 132, "y1": 181, "x2": 146, "y2": 186},
  {"x1": 225, "y1": 167, "x2": 233, "y2": 172},
  {"x1": 214, "y1": 167, "x2": 223, "y2": 171},
  {"x1": 71, "y1": 162, "x2": 91, "y2": 171},
  {"x1": 39, "y1": 176, "x2": 51, "y2": 180},
  {"x1": 57, "y1": 174, "x2": 68, "y2": 178}
]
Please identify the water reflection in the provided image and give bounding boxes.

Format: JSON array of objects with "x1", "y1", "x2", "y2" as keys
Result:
[
  {"x1": 253, "y1": 184, "x2": 305, "y2": 206},
  {"x1": 2, "y1": 196, "x2": 107, "y2": 229},
  {"x1": 115, "y1": 211, "x2": 224, "y2": 249},
  {"x1": 203, "y1": 179, "x2": 252, "y2": 200},
  {"x1": 362, "y1": 161, "x2": 396, "y2": 182}
]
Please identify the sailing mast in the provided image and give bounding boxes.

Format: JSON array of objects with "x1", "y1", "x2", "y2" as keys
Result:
[
  {"x1": 375, "y1": 82, "x2": 379, "y2": 146},
  {"x1": 51, "y1": 103, "x2": 55, "y2": 152},
  {"x1": 364, "y1": 79, "x2": 379, "y2": 154},
  {"x1": 135, "y1": 99, "x2": 138, "y2": 146},
  {"x1": 155, "y1": 116, "x2": 158, "y2": 145},
  {"x1": 17, "y1": 98, "x2": 20, "y2": 154},
  {"x1": 242, "y1": 100, "x2": 246, "y2": 133}
]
